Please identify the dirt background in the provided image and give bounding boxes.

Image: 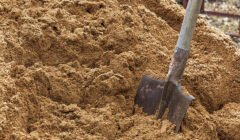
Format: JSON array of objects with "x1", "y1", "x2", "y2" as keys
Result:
[{"x1": 0, "y1": 0, "x2": 239, "y2": 139}]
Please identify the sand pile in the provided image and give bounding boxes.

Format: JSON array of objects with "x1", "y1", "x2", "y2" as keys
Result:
[{"x1": 0, "y1": 0, "x2": 239, "y2": 139}]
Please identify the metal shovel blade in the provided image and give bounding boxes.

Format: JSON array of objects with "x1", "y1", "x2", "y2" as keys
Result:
[
  {"x1": 135, "y1": 76, "x2": 165, "y2": 115},
  {"x1": 134, "y1": 75, "x2": 194, "y2": 132}
]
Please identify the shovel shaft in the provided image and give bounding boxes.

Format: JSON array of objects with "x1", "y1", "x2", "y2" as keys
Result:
[
  {"x1": 167, "y1": 0, "x2": 203, "y2": 83},
  {"x1": 176, "y1": 0, "x2": 203, "y2": 50}
]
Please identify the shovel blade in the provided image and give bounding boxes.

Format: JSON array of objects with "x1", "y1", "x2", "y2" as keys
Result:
[
  {"x1": 167, "y1": 84, "x2": 194, "y2": 132},
  {"x1": 135, "y1": 76, "x2": 165, "y2": 115},
  {"x1": 134, "y1": 75, "x2": 194, "y2": 132}
]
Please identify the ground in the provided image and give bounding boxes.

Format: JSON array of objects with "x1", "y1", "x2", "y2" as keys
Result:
[{"x1": 0, "y1": 0, "x2": 239, "y2": 139}]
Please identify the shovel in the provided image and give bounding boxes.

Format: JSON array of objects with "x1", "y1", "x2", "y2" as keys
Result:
[{"x1": 134, "y1": 0, "x2": 203, "y2": 132}]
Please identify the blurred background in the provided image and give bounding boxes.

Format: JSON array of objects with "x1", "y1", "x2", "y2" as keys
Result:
[{"x1": 179, "y1": 0, "x2": 240, "y2": 46}]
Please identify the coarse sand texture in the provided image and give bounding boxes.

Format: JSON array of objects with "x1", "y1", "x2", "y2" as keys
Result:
[{"x1": 0, "y1": 0, "x2": 239, "y2": 139}]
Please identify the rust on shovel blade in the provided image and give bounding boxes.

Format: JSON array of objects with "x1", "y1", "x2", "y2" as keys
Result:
[{"x1": 134, "y1": 76, "x2": 194, "y2": 132}]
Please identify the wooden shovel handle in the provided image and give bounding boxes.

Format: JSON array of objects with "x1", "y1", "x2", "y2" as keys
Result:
[
  {"x1": 176, "y1": 0, "x2": 203, "y2": 50},
  {"x1": 167, "y1": 0, "x2": 202, "y2": 83}
]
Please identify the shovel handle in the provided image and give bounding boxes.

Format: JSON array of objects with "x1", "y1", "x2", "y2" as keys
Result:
[
  {"x1": 176, "y1": 0, "x2": 203, "y2": 50},
  {"x1": 167, "y1": 0, "x2": 202, "y2": 83}
]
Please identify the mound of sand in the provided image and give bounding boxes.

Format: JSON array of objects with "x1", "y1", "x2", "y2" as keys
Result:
[{"x1": 0, "y1": 0, "x2": 239, "y2": 139}]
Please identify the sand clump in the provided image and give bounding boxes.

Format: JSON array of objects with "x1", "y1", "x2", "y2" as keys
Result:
[
  {"x1": 0, "y1": 0, "x2": 239, "y2": 139},
  {"x1": 213, "y1": 103, "x2": 240, "y2": 140}
]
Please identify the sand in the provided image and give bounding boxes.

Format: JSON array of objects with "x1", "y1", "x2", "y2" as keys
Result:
[{"x1": 0, "y1": 0, "x2": 239, "y2": 139}]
